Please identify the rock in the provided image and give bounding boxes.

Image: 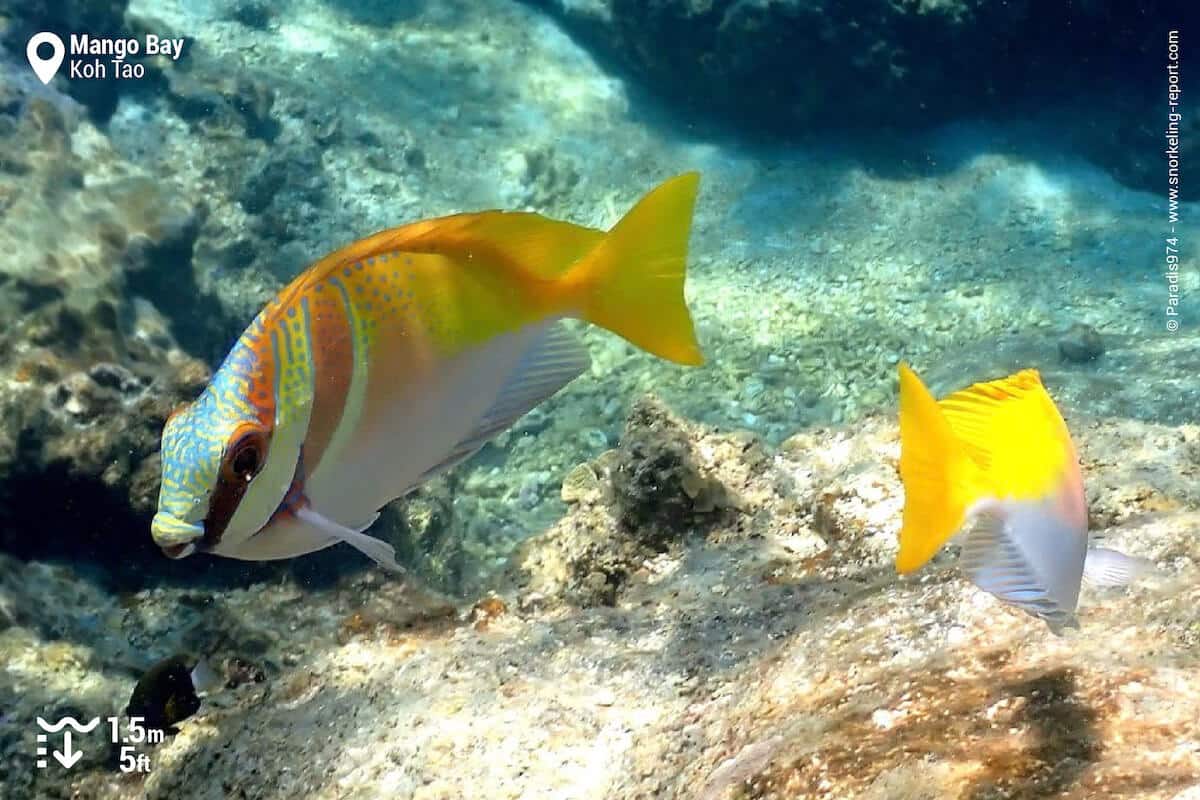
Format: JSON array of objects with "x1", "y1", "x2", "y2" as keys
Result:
[
  {"x1": 578, "y1": 427, "x2": 609, "y2": 450},
  {"x1": 237, "y1": 156, "x2": 293, "y2": 215},
  {"x1": 510, "y1": 396, "x2": 763, "y2": 606},
  {"x1": 0, "y1": 0, "x2": 135, "y2": 120},
  {"x1": 611, "y1": 397, "x2": 730, "y2": 549},
  {"x1": 3, "y1": 401, "x2": 1199, "y2": 799},
  {"x1": 527, "y1": 0, "x2": 1175, "y2": 189},
  {"x1": 225, "y1": 0, "x2": 275, "y2": 29},
  {"x1": 388, "y1": 477, "x2": 466, "y2": 594},
  {"x1": 221, "y1": 656, "x2": 266, "y2": 689},
  {"x1": 0, "y1": 66, "x2": 211, "y2": 567},
  {"x1": 517, "y1": 146, "x2": 581, "y2": 211},
  {"x1": 1059, "y1": 323, "x2": 1105, "y2": 364},
  {"x1": 238, "y1": 144, "x2": 329, "y2": 280},
  {"x1": 164, "y1": 61, "x2": 279, "y2": 141},
  {"x1": 560, "y1": 461, "x2": 605, "y2": 505}
]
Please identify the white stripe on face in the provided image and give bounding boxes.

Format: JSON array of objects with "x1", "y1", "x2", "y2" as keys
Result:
[{"x1": 217, "y1": 301, "x2": 317, "y2": 552}]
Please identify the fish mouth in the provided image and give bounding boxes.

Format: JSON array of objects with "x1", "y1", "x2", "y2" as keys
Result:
[
  {"x1": 151, "y1": 513, "x2": 204, "y2": 559},
  {"x1": 161, "y1": 542, "x2": 197, "y2": 559}
]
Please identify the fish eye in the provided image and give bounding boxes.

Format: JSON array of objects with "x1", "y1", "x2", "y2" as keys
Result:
[
  {"x1": 204, "y1": 424, "x2": 269, "y2": 549},
  {"x1": 225, "y1": 428, "x2": 267, "y2": 482},
  {"x1": 232, "y1": 444, "x2": 259, "y2": 478}
]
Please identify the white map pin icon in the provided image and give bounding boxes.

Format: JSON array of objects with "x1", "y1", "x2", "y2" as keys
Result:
[{"x1": 26, "y1": 32, "x2": 66, "y2": 85}]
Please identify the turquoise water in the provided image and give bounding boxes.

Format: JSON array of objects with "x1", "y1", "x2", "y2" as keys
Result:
[{"x1": 1, "y1": 1, "x2": 1198, "y2": 798}]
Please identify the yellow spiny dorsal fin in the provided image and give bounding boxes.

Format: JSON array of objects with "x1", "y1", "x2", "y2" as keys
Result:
[
  {"x1": 896, "y1": 363, "x2": 985, "y2": 573},
  {"x1": 936, "y1": 369, "x2": 1073, "y2": 500},
  {"x1": 398, "y1": 212, "x2": 606, "y2": 280},
  {"x1": 296, "y1": 211, "x2": 605, "y2": 292}
]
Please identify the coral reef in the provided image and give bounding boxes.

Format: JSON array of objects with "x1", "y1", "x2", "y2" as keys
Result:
[
  {"x1": 0, "y1": 70, "x2": 211, "y2": 564},
  {"x1": 1, "y1": 0, "x2": 1187, "y2": 580}
]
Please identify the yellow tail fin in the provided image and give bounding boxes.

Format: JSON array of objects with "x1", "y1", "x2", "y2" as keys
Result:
[
  {"x1": 567, "y1": 172, "x2": 705, "y2": 366},
  {"x1": 896, "y1": 363, "x2": 982, "y2": 573}
]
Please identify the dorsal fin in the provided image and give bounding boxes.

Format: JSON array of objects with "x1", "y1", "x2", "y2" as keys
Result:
[
  {"x1": 286, "y1": 212, "x2": 606, "y2": 296},
  {"x1": 936, "y1": 370, "x2": 1073, "y2": 499},
  {"x1": 390, "y1": 212, "x2": 605, "y2": 279}
]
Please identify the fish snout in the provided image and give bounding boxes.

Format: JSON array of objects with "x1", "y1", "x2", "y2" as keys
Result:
[
  {"x1": 151, "y1": 512, "x2": 203, "y2": 559},
  {"x1": 161, "y1": 542, "x2": 197, "y2": 559}
]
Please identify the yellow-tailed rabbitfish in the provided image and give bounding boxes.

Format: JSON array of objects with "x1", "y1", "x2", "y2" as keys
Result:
[
  {"x1": 152, "y1": 174, "x2": 705, "y2": 569},
  {"x1": 895, "y1": 364, "x2": 1149, "y2": 632}
]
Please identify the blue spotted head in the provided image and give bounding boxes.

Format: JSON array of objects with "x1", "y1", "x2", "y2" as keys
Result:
[
  {"x1": 151, "y1": 383, "x2": 272, "y2": 559},
  {"x1": 152, "y1": 289, "x2": 321, "y2": 562}
]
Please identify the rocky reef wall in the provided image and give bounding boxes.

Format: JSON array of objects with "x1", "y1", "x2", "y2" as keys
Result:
[
  {"x1": 0, "y1": 65, "x2": 213, "y2": 569},
  {"x1": 525, "y1": 0, "x2": 1195, "y2": 192}
]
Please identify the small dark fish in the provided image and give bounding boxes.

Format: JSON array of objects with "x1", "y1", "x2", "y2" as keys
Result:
[{"x1": 126, "y1": 655, "x2": 213, "y2": 735}]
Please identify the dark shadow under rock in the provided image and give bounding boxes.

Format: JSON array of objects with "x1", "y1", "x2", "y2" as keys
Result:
[{"x1": 523, "y1": 0, "x2": 1185, "y2": 192}]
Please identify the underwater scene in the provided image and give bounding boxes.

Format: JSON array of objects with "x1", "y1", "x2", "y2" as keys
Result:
[{"x1": 1, "y1": 0, "x2": 1198, "y2": 798}]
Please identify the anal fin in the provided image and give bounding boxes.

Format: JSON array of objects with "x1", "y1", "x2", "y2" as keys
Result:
[{"x1": 959, "y1": 512, "x2": 1077, "y2": 632}]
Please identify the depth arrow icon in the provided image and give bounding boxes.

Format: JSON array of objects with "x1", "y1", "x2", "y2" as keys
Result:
[{"x1": 53, "y1": 731, "x2": 83, "y2": 768}]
